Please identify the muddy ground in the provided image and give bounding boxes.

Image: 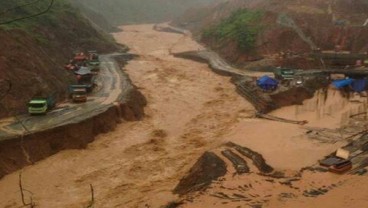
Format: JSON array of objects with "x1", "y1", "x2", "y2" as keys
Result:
[{"x1": 0, "y1": 24, "x2": 368, "y2": 208}]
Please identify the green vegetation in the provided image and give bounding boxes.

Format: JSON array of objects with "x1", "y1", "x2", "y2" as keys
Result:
[{"x1": 202, "y1": 9, "x2": 264, "y2": 52}]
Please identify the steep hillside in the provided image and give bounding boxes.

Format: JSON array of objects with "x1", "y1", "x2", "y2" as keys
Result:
[
  {"x1": 70, "y1": 1, "x2": 118, "y2": 32},
  {"x1": 0, "y1": 0, "x2": 119, "y2": 118},
  {"x1": 173, "y1": 0, "x2": 368, "y2": 68},
  {"x1": 74, "y1": 0, "x2": 225, "y2": 25}
]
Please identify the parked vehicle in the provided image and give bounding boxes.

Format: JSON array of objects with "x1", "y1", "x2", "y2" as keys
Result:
[
  {"x1": 274, "y1": 68, "x2": 295, "y2": 80},
  {"x1": 74, "y1": 66, "x2": 96, "y2": 92},
  {"x1": 88, "y1": 50, "x2": 99, "y2": 60},
  {"x1": 77, "y1": 74, "x2": 96, "y2": 92},
  {"x1": 28, "y1": 93, "x2": 56, "y2": 115},
  {"x1": 68, "y1": 85, "x2": 88, "y2": 103},
  {"x1": 87, "y1": 61, "x2": 100, "y2": 72},
  {"x1": 87, "y1": 50, "x2": 100, "y2": 72}
]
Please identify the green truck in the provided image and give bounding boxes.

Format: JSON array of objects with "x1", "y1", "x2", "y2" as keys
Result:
[
  {"x1": 274, "y1": 68, "x2": 295, "y2": 80},
  {"x1": 28, "y1": 94, "x2": 56, "y2": 115},
  {"x1": 87, "y1": 50, "x2": 100, "y2": 72}
]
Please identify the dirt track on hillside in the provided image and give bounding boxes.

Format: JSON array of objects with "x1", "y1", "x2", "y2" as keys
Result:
[{"x1": 1, "y1": 24, "x2": 368, "y2": 208}]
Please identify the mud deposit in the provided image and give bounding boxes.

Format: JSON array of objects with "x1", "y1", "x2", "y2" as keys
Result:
[
  {"x1": 174, "y1": 152, "x2": 227, "y2": 195},
  {"x1": 174, "y1": 142, "x2": 274, "y2": 196},
  {"x1": 226, "y1": 142, "x2": 273, "y2": 173}
]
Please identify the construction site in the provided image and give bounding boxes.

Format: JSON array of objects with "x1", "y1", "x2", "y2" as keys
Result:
[{"x1": 1, "y1": 0, "x2": 368, "y2": 208}]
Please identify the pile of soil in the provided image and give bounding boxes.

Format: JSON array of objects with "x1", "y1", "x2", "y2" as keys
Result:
[{"x1": 173, "y1": 151, "x2": 227, "y2": 195}]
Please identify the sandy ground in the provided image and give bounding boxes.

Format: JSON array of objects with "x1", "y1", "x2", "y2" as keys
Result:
[{"x1": 0, "y1": 24, "x2": 368, "y2": 208}]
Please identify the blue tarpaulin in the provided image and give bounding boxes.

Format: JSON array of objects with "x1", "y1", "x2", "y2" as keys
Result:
[
  {"x1": 332, "y1": 78, "x2": 353, "y2": 89},
  {"x1": 257, "y1": 75, "x2": 279, "y2": 90},
  {"x1": 351, "y1": 79, "x2": 367, "y2": 92}
]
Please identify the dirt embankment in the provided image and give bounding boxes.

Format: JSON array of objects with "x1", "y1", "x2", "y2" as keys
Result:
[
  {"x1": 0, "y1": 1, "x2": 119, "y2": 118},
  {"x1": 0, "y1": 72, "x2": 146, "y2": 179}
]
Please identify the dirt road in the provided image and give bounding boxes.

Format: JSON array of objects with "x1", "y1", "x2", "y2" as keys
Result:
[
  {"x1": 0, "y1": 54, "x2": 128, "y2": 140},
  {"x1": 0, "y1": 24, "x2": 367, "y2": 208}
]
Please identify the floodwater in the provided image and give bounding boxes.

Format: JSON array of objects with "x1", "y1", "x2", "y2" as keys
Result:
[{"x1": 0, "y1": 24, "x2": 367, "y2": 208}]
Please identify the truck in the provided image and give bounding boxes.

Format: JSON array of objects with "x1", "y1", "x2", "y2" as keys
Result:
[
  {"x1": 28, "y1": 94, "x2": 56, "y2": 115},
  {"x1": 74, "y1": 66, "x2": 96, "y2": 92},
  {"x1": 77, "y1": 74, "x2": 96, "y2": 92},
  {"x1": 274, "y1": 68, "x2": 295, "y2": 80},
  {"x1": 87, "y1": 50, "x2": 100, "y2": 72},
  {"x1": 68, "y1": 85, "x2": 88, "y2": 103}
]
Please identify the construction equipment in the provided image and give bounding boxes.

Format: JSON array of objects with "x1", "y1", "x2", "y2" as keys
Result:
[
  {"x1": 65, "y1": 52, "x2": 88, "y2": 71},
  {"x1": 28, "y1": 93, "x2": 56, "y2": 115},
  {"x1": 73, "y1": 52, "x2": 88, "y2": 67}
]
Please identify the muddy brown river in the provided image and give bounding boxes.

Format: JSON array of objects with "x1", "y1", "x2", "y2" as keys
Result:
[{"x1": 1, "y1": 24, "x2": 368, "y2": 208}]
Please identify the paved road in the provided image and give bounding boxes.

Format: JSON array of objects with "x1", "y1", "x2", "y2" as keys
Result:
[{"x1": 0, "y1": 54, "x2": 129, "y2": 141}]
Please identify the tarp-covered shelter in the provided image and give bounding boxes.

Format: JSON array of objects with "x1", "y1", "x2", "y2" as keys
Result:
[
  {"x1": 332, "y1": 78, "x2": 353, "y2": 89},
  {"x1": 351, "y1": 79, "x2": 367, "y2": 92},
  {"x1": 74, "y1": 66, "x2": 91, "y2": 75},
  {"x1": 257, "y1": 75, "x2": 279, "y2": 90}
]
